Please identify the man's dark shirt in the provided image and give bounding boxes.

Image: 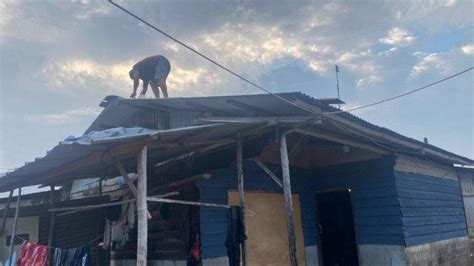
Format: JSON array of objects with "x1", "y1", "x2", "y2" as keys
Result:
[{"x1": 133, "y1": 55, "x2": 162, "y2": 81}]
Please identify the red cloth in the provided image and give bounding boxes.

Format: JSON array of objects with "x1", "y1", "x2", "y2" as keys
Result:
[{"x1": 16, "y1": 240, "x2": 48, "y2": 266}]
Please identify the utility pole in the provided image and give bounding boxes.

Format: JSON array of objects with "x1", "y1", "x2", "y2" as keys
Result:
[{"x1": 335, "y1": 64, "x2": 341, "y2": 109}]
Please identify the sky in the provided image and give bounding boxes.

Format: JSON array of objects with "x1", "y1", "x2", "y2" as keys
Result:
[{"x1": 0, "y1": 0, "x2": 473, "y2": 171}]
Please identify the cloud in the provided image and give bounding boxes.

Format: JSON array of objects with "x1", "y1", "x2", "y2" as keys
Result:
[
  {"x1": 461, "y1": 44, "x2": 474, "y2": 55},
  {"x1": 41, "y1": 59, "x2": 133, "y2": 95},
  {"x1": 410, "y1": 53, "x2": 447, "y2": 77},
  {"x1": 379, "y1": 27, "x2": 416, "y2": 47},
  {"x1": 38, "y1": 107, "x2": 101, "y2": 124}
]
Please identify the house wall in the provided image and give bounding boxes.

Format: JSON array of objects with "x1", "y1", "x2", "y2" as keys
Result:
[
  {"x1": 0, "y1": 216, "x2": 39, "y2": 262},
  {"x1": 197, "y1": 157, "x2": 404, "y2": 266},
  {"x1": 394, "y1": 154, "x2": 470, "y2": 265},
  {"x1": 307, "y1": 157, "x2": 406, "y2": 266}
]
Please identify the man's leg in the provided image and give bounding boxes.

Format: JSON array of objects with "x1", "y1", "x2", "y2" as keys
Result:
[
  {"x1": 150, "y1": 80, "x2": 160, "y2": 98},
  {"x1": 159, "y1": 79, "x2": 168, "y2": 98},
  {"x1": 139, "y1": 80, "x2": 149, "y2": 97}
]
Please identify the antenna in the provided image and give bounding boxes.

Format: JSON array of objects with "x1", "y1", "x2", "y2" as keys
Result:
[{"x1": 335, "y1": 64, "x2": 341, "y2": 109}]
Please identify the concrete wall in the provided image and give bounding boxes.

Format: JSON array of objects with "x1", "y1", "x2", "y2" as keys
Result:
[
  {"x1": 0, "y1": 216, "x2": 39, "y2": 262},
  {"x1": 404, "y1": 237, "x2": 470, "y2": 266}
]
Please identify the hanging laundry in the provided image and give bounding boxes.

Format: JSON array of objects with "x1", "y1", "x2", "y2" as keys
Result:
[
  {"x1": 187, "y1": 237, "x2": 201, "y2": 266},
  {"x1": 16, "y1": 240, "x2": 48, "y2": 266},
  {"x1": 71, "y1": 245, "x2": 91, "y2": 266},
  {"x1": 225, "y1": 206, "x2": 247, "y2": 266},
  {"x1": 102, "y1": 196, "x2": 136, "y2": 250}
]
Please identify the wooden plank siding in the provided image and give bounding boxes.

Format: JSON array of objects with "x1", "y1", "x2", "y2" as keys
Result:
[
  {"x1": 308, "y1": 158, "x2": 405, "y2": 246},
  {"x1": 197, "y1": 157, "x2": 402, "y2": 259},
  {"x1": 394, "y1": 171, "x2": 468, "y2": 246}
]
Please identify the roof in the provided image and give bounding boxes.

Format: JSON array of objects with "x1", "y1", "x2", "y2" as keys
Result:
[
  {"x1": 0, "y1": 122, "x2": 266, "y2": 192},
  {"x1": 1, "y1": 91, "x2": 472, "y2": 192},
  {"x1": 88, "y1": 92, "x2": 473, "y2": 165}
]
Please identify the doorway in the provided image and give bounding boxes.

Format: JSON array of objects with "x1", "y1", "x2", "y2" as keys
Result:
[{"x1": 315, "y1": 190, "x2": 359, "y2": 266}]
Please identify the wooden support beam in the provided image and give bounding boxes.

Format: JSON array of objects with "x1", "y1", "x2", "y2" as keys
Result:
[
  {"x1": 197, "y1": 116, "x2": 315, "y2": 124},
  {"x1": 148, "y1": 174, "x2": 211, "y2": 194},
  {"x1": 147, "y1": 197, "x2": 230, "y2": 209},
  {"x1": 279, "y1": 133, "x2": 298, "y2": 266},
  {"x1": 49, "y1": 192, "x2": 178, "y2": 216},
  {"x1": 0, "y1": 190, "x2": 13, "y2": 236},
  {"x1": 292, "y1": 128, "x2": 388, "y2": 155},
  {"x1": 9, "y1": 187, "x2": 21, "y2": 266},
  {"x1": 253, "y1": 158, "x2": 283, "y2": 188},
  {"x1": 47, "y1": 186, "x2": 56, "y2": 260},
  {"x1": 236, "y1": 134, "x2": 247, "y2": 266},
  {"x1": 137, "y1": 145, "x2": 148, "y2": 266},
  {"x1": 114, "y1": 159, "x2": 151, "y2": 219}
]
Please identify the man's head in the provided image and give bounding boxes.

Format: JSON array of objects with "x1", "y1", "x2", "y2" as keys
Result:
[{"x1": 129, "y1": 67, "x2": 139, "y2": 80}]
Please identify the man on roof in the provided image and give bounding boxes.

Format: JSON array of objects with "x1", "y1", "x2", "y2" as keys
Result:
[{"x1": 129, "y1": 55, "x2": 171, "y2": 98}]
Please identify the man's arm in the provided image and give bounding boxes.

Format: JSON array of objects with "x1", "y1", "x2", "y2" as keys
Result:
[
  {"x1": 130, "y1": 79, "x2": 139, "y2": 98},
  {"x1": 139, "y1": 80, "x2": 149, "y2": 97}
]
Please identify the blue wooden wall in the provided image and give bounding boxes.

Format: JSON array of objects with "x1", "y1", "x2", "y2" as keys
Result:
[
  {"x1": 394, "y1": 171, "x2": 468, "y2": 246},
  {"x1": 197, "y1": 158, "x2": 402, "y2": 259},
  {"x1": 306, "y1": 158, "x2": 405, "y2": 246}
]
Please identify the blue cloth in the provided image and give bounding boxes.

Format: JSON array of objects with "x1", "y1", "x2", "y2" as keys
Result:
[{"x1": 4, "y1": 251, "x2": 17, "y2": 266}]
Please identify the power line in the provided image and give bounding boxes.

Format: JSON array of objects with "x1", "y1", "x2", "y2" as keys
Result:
[
  {"x1": 108, "y1": 0, "x2": 316, "y2": 115},
  {"x1": 324, "y1": 66, "x2": 474, "y2": 115}
]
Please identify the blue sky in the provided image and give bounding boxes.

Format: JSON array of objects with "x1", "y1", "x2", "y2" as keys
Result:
[{"x1": 0, "y1": 0, "x2": 473, "y2": 171}]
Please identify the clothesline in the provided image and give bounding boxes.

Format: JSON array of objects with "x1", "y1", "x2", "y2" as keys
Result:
[{"x1": 13, "y1": 233, "x2": 103, "y2": 251}]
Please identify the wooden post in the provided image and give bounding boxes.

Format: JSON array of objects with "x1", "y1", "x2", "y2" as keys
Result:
[
  {"x1": 280, "y1": 133, "x2": 298, "y2": 266},
  {"x1": 8, "y1": 187, "x2": 21, "y2": 266},
  {"x1": 47, "y1": 186, "x2": 56, "y2": 260},
  {"x1": 136, "y1": 146, "x2": 148, "y2": 266},
  {"x1": 0, "y1": 190, "x2": 14, "y2": 236},
  {"x1": 236, "y1": 134, "x2": 247, "y2": 266}
]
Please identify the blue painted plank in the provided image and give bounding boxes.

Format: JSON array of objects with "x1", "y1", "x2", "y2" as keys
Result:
[
  {"x1": 395, "y1": 172, "x2": 460, "y2": 188},
  {"x1": 404, "y1": 229, "x2": 467, "y2": 246},
  {"x1": 402, "y1": 215, "x2": 466, "y2": 226},
  {"x1": 201, "y1": 245, "x2": 226, "y2": 259},
  {"x1": 396, "y1": 180, "x2": 460, "y2": 194},
  {"x1": 201, "y1": 232, "x2": 226, "y2": 246},
  {"x1": 397, "y1": 188, "x2": 462, "y2": 201},
  {"x1": 400, "y1": 207, "x2": 465, "y2": 216},
  {"x1": 398, "y1": 198, "x2": 463, "y2": 208},
  {"x1": 403, "y1": 222, "x2": 466, "y2": 237}
]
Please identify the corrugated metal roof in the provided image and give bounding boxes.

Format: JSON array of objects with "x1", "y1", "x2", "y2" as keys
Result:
[
  {"x1": 0, "y1": 122, "x2": 265, "y2": 192},
  {"x1": 87, "y1": 92, "x2": 473, "y2": 165}
]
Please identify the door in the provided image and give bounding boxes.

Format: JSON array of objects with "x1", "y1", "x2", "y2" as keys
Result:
[
  {"x1": 228, "y1": 191, "x2": 306, "y2": 266},
  {"x1": 315, "y1": 190, "x2": 359, "y2": 266}
]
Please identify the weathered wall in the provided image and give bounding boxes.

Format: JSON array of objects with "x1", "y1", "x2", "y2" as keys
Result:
[
  {"x1": 0, "y1": 216, "x2": 39, "y2": 262},
  {"x1": 196, "y1": 160, "x2": 317, "y2": 263},
  {"x1": 394, "y1": 155, "x2": 470, "y2": 265},
  {"x1": 404, "y1": 237, "x2": 470, "y2": 266},
  {"x1": 197, "y1": 157, "x2": 405, "y2": 265}
]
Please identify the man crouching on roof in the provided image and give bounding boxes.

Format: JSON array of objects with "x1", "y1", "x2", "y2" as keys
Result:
[{"x1": 129, "y1": 55, "x2": 171, "y2": 98}]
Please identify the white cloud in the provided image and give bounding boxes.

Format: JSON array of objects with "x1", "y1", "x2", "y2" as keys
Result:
[
  {"x1": 379, "y1": 27, "x2": 416, "y2": 47},
  {"x1": 41, "y1": 59, "x2": 133, "y2": 95},
  {"x1": 410, "y1": 53, "x2": 446, "y2": 76},
  {"x1": 39, "y1": 107, "x2": 101, "y2": 124},
  {"x1": 461, "y1": 44, "x2": 474, "y2": 55}
]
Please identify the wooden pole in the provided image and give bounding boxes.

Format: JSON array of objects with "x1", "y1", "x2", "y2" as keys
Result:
[
  {"x1": 47, "y1": 186, "x2": 56, "y2": 261},
  {"x1": 8, "y1": 187, "x2": 21, "y2": 266},
  {"x1": 147, "y1": 197, "x2": 230, "y2": 208},
  {"x1": 0, "y1": 190, "x2": 14, "y2": 236},
  {"x1": 136, "y1": 145, "x2": 148, "y2": 266},
  {"x1": 280, "y1": 133, "x2": 298, "y2": 266},
  {"x1": 253, "y1": 158, "x2": 283, "y2": 188},
  {"x1": 236, "y1": 134, "x2": 247, "y2": 266}
]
